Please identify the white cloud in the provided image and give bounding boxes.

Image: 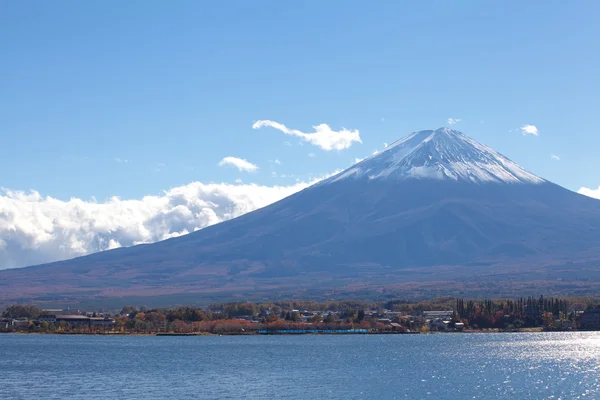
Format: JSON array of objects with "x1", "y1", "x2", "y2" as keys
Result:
[
  {"x1": 218, "y1": 157, "x2": 259, "y2": 172},
  {"x1": 308, "y1": 153, "x2": 316, "y2": 158},
  {"x1": 550, "y1": 154, "x2": 560, "y2": 161},
  {"x1": 383, "y1": 143, "x2": 388, "y2": 148},
  {"x1": 114, "y1": 158, "x2": 131, "y2": 164},
  {"x1": 253, "y1": 120, "x2": 362, "y2": 151},
  {"x1": 274, "y1": 159, "x2": 281, "y2": 165},
  {"x1": 519, "y1": 125, "x2": 539, "y2": 136},
  {"x1": 0, "y1": 174, "x2": 334, "y2": 269},
  {"x1": 578, "y1": 186, "x2": 600, "y2": 200},
  {"x1": 107, "y1": 239, "x2": 121, "y2": 250},
  {"x1": 447, "y1": 118, "x2": 462, "y2": 125}
]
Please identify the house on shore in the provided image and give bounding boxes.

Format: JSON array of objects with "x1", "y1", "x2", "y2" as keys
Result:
[
  {"x1": 1, "y1": 318, "x2": 14, "y2": 330},
  {"x1": 422, "y1": 311, "x2": 454, "y2": 320},
  {"x1": 580, "y1": 307, "x2": 600, "y2": 330},
  {"x1": 422, "y1": 311, "x2": 460, "y2": 332},
  {"x1": 38, "y1": 314, "x2": 115, "y2": 329}
]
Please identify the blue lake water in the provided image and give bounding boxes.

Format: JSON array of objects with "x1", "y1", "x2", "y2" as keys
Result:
[{"x1": 1, "y1": 332, "x2": 600, "y2": 399}]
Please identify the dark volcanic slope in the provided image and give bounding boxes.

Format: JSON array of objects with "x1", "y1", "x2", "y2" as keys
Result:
[{"x1": 2, "y1": 128, "x2": 600, "y2": 303}]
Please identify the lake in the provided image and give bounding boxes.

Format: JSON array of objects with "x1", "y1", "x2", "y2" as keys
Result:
[{"x1": 1, "y1": 332, "x2": 599, "y2": 399}]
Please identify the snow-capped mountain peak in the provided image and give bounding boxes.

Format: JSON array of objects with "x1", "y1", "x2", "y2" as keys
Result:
[{"x1": 328, "y1": 128, "x2": 545, "y2": 184}]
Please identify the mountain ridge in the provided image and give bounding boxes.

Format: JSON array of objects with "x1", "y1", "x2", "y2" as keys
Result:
[
  {"x1": 327, "y1": 128, "x2": 545, "y2": 184},
  {"x1": 1, "y1": 128, "x2": 600, "y2": 305}
]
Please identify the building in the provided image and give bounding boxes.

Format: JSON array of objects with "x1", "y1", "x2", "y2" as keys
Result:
[
  {"x1": 389, "y1": 323, "x2": 407, "y2": 332},
  {"x1": 1, "y1": 318, "x2": 13, "y2": 330},
  {"x1": 422, "y1": 311, "x2": 454, "y2": 331},
  {"x1": 433, "y1": 320, "x2": 451, "y2": 331},
  {"x1": 1, "y1": 318, "x2": 29, "y2": 330},
  {"x1": 55, "y1": 315, "x2": 115, "y2": 329},
  {"x1": 382, "y1": 311, "x2": 404, "y2": 319},
  {"x1": 422, "y1": 311, "x2": 454, "y2": 319},
  {"x1": 42, "y1": 309, "x2": 64, "y2": 315},
  {"x1": 89, "y1": 317, "x2": 116, "y2": 329},
  {"x1": 56, "y1": 315, "x2": 91, "y2": 327},
  {"x1": 579, "y1": 307, "x2": 600, "y2": 330},
  {"x1": 13, "y1": 318, "x2": 30, "y2": 328},
  {"x1": 38, "y1": 314, "x2": 57, "y2": 323}
]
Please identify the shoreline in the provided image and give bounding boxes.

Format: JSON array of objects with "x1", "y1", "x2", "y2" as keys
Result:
[{"x1": 3, "y1": 327, "x2": 588, "y2": 337}]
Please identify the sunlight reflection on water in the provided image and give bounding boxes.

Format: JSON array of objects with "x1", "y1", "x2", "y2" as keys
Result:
[{"x1": 1, "y1": 332, "x2": 600, "y2": 399}]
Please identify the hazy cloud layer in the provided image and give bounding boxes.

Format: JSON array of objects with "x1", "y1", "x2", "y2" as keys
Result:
[
  {"x1": 218, "y1": 156, "x2": 259, "y2": 172},
  {"x1": 0, "y1": 177, "x2": 331, "y2": 269},
  {"x1": 253, "y1": 120, "x2": 362, "y2": 151}
]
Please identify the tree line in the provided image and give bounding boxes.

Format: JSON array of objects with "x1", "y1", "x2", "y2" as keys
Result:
[{"x1": 2, "y1": 295, "x2": 598, "y2": 334}]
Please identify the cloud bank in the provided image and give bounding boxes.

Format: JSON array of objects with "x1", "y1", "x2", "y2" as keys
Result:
[
  {"x1": 578, "y1": 186, "x2": 600, "y2": 200},
  {"x1": 0, "y1": 177, "x2": 331, "y2": 269},
  {"x1": 218, "y1": 156, "x2": 259, "y2": 172},
  {"x1": 253, "y1": 120, "x2": 362, "y2": 151}
]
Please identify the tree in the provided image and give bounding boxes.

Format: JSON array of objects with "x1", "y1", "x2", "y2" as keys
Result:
[
  {"x1": 134, "y1": 319, "x2": 147, "y2": 332},
  {"x1": 120, "y1": 306, "x2": 138, "y2": 316},
  {"x1": 324, "y1": 313, "x2": 336, "y2": 324},
  {"x1": 513, "y1": 319, "x2": 524, "y2": 329},
  {"x1": 3, "y1": 304, "x2": 42, "y2": 319},
  {"x1": 357, "y1": 309, "x2": 365, "y2": 322},
  {"x1": 134, "y1": 312, "x2": 146, "y2": 321},
  {"x1": 289, "y1": 312, "x2": 302, "y2": 322},
  {"x1": 542, "y1": 312, "x2": 554, "y2": 329}
]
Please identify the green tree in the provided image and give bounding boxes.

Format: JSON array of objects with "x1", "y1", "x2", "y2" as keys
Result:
[
  {"x1": 324, "y1": 313, "x2": 336, "y2": 324},
  {"x1": 3, "y1": 304, "x2": 42, "y2": 319},
  {"x1": 357, "y1": 309, "x2": 365, "y2": 322},
  {"x1": 120, "y1": 306, "x2": 138, "y2": 316}
]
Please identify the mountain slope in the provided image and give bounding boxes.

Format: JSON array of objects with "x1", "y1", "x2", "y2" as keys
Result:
[
  {"x1": 2, "y1": 128, "x2": 600, "y2": 304},
  {"x1": 327, "y1": 128, "x2": 545, "y2": 184}
]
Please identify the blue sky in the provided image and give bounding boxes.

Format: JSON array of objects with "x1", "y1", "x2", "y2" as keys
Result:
[
  {"x1": 0, "y1": 1, "x2": 600, "y2": 199},
  {"x1": 2, "y1": 1, "x2": 600, "y2": 201},
  {"x1": 2, "y1": 1, "x2": 600, "y2": 268}
]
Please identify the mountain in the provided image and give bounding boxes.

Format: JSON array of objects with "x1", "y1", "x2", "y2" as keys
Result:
[
  {"x1": 3, "y1": 128, "x2": 600, "y2": 305},
  {"x1": 326, "y1": 128, "x2": 545, "y2": 184}
]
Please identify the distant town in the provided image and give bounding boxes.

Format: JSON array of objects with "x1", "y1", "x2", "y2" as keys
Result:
[{"x1": 2, "y1": 296, "x2": 600, "y2": 335}]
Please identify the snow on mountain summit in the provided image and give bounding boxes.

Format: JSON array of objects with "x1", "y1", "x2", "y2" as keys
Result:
[{"x1": 329, "y1": 128, "x2": 545, "y2": 184}]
